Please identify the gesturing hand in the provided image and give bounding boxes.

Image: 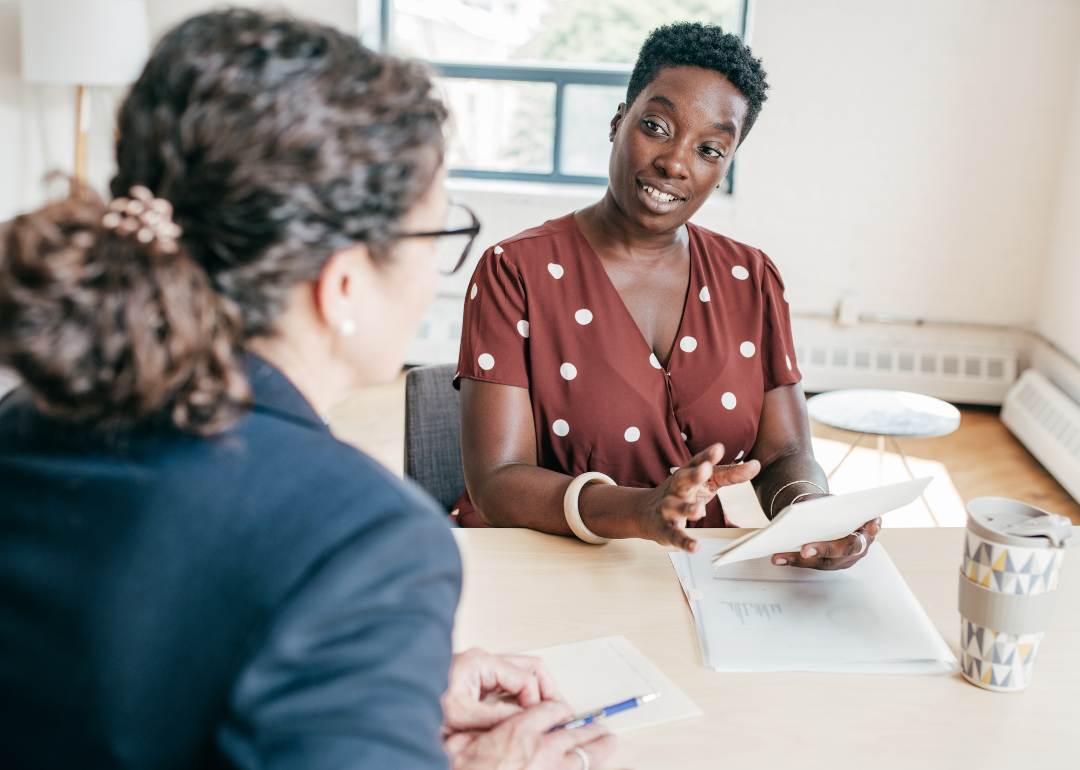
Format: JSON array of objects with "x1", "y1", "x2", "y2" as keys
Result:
[
  {"x1": 442, "y1": 648, "x2": 563, "y2": 736},
  {"x1": 642, "y1": 443, "x2": 760, "y2": 553},
  {"x1": 444, "y1": 700, "x2": 618, "y2": 770}
]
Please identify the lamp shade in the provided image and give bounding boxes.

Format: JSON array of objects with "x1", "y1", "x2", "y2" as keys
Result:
[{"x1": 20, "y1": 0, "x2": 150, "y2": 85}]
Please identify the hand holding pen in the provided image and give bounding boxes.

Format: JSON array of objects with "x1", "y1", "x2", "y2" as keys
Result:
[{"x1": 550, "y1": 692, "x2": 661, "y2": 731}]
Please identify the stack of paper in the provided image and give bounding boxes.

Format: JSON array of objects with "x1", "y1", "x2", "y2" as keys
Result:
[{"x1": 671, "y1": 543, "x2": 959, "y2": 674}]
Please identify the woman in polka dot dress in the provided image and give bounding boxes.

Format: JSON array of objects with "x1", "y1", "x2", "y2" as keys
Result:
[{"x1": 453, "y1": 23, "x2": 880, "y2": 570}]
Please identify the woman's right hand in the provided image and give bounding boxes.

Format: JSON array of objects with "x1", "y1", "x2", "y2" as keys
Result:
[
  {"x1": 639, "y1": 443, "x2": 760, "y2": 553},
  {"x1": 444, "y1": 700, "x2": 618, "y2": 770}
]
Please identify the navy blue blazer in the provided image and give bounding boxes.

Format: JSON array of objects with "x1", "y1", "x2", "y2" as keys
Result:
[{"x1": 0, "y1": 357, "x2": 462, "y2": 769}]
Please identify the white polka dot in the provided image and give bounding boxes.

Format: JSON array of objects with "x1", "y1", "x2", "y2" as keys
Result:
[
  {"x1": 470, "y1": 283, "x2": 477, "y2": 299},
  {"x1": 560, "y1": 363, "x2": 577, "y2": 380},
  {"x1": 735, "y1": 450, "x2": 744, "y2": 461},
  {"x1": 669, "y1": 466, "x2": 680, "y2": 475},
  {"x1": 721, "y1": 392, "x2": 737, "y2": 410},
  {"x1": 732, "y1": 265, "x2": 749, "y2": 280},
  {"x1": 785, "y1": 355, "x2": 792, "y2": 370},
  {"x1": 553, "y1": 419, "x2": 569, "y2": 436},
  {"x1": 517, "y1": 320, "x2": 530, "y2": 338},
  {"x1": 680, "y1": 432, "x2": 687, "y2": 441},
  {"x1": 624, "y1": 427, "x2": 640, "y2": 442},
  {"x1": 740, "y1": 341, "x2": 756, "y2": 358},
  {"x1": 493, "y1": 245, "x2": 504, "y2": 254},
  {"x1": 575, "y1": 309, "x2": 593, "y2": 325},
  {"x1": 547, "y1": 263, "x2": 564, "y2": 279},
  {"x1": 699, "y1": 286, "x2": 711, "y2": 302},
  {"x1": 478, "y1": 354, "x2": 495, "y2": 370},
  {"x1": 451, "y1": 508, "x2": 460, "y2": 518},
  {"x1": 680, "y1": 336, "x2": 698, "y2": 353},
  {"x1": 649, "y1": 353, "x2": 662, "y2": 369}
]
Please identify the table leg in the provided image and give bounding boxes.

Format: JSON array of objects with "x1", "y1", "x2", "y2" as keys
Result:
[
  {"x1": 826, "y1": 433, "x2": 866, "y2": 480},
  {"x1": 888, "y1": 436, "x2": 941, "y2": 527}
]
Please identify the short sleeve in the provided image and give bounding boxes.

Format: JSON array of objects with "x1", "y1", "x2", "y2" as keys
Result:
[
  {"x1": 454, "y1": 247, "x2": 530, "y2": 390},
  {"x1": 760, "y1": 254, "x2": 803, "y2": 391}
]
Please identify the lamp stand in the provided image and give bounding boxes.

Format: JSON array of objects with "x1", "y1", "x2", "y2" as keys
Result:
[{"x1": 74, "y1": 84, "x2": 89, "y2": 188}]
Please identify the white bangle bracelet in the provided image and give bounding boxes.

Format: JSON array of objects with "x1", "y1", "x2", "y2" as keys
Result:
[{"x1": 563, "y1": 472, "x2": 615, "y2": 544}]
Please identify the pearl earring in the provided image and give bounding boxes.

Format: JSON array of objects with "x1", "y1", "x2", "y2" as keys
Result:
[{"x1": 339, "y1": 318, "x2": 357, "y2": 336}]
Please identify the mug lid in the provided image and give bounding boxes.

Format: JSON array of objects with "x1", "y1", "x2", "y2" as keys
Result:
[{"x1": 966, "y1": 497, "x2": 1077, "y2": 548}]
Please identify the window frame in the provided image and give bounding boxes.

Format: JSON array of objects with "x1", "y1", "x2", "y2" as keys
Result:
[{"x1": 379, "y1": 0, "x2": 750, "y2": 190}]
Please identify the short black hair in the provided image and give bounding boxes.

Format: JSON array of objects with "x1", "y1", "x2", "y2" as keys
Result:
[{"x1": 626, "y1": 22, "x2": 769, "y2": 145}]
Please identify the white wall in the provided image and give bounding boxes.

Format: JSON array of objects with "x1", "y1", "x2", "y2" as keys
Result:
[
  {"x1": 732, "y1": 0, "x2": 1080, "y2": 327},
  {"x1": 1037, "y1": 32, "x2": 1080, "y2": 376}
]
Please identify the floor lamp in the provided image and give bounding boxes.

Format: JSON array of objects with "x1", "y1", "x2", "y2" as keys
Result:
[{"x1": 19, "y1": 0, "x2": 150, "y2": 188}]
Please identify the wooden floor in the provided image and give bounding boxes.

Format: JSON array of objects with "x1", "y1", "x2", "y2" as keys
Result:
[
  {"x1": 326, "y1": 377, "x2": 1080, "y2": 526},
  {"x1": 811, "y1": 405, "x2": 1080, "y2": 524}
]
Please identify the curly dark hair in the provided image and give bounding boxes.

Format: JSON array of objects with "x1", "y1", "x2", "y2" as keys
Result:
[
  {"x1": 626, "y1": 22, "x2": 769, "y2": 145},
  {"x1": 0, "y1": 190, "x2": 249, "y2": 435},
  {"x1": 0, "y1": 9, "x2": 447, "y2": 435},
  {"x1": 113, "y1": 8, "x2": 448, "y2": 337}
]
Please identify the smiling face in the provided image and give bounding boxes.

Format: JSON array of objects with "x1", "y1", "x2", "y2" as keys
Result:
[{"x1": 607, "y1": 65, "x2": 750, "y2": 233}]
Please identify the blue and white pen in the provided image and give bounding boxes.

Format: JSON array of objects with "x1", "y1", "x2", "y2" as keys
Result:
[{"x1": 550, "y1": 692, "x2": 661, "y2": 731}]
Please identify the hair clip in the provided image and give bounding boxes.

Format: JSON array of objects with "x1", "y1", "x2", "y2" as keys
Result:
[{"x1": 102, "y1": 186, "x2": 182, "y2": 253}]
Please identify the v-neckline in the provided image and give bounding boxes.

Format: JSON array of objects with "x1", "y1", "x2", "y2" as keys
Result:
[{"x1": 569, "y1": 216, "x2": 695, "y2": 373}]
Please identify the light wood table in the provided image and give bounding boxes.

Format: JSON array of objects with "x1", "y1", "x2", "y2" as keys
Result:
[{"x1": 452, "y1": 528, "x2": 1078, "y2": 769}]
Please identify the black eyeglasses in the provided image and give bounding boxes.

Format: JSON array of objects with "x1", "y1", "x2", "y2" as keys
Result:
[{"x1": 396, "y1": 200, "x2": 481, "y2": 276}]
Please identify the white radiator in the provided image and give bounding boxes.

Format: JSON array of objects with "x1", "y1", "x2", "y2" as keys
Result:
[
  {"x1": 794, "y1": 340, "x2": 1018, "y2": 404},
  {"x1": 1001, "y1": 369, "x2": 1080, "y2": 502}
]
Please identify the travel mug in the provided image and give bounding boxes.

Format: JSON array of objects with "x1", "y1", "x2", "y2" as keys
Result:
[{"x1": 959, "y1": 497, "x2": 1077, "y2": 692}]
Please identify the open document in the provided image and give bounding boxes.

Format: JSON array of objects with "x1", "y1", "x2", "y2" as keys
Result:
[
  {"x1": 712, "y1": 477, "x2": 932, "y2": 566},
  {"x1": 672, "y1": 542, "x2": 959, "y2": 675}
]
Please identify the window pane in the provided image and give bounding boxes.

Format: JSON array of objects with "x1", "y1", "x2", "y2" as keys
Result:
[
  {"x1": 559, "y1": 84, "x2": 624, "y2": 178},
  {"x1": 437, "y1": 78, "x2": 556, "y2": 174},
  {"x1": 396, "y1": 0, "x2": 743, "y2": 65}
]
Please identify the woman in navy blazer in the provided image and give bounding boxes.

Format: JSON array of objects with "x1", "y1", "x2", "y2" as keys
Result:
[{"x1": 0, "y1": 9, "x2": 615, "y2": 770}]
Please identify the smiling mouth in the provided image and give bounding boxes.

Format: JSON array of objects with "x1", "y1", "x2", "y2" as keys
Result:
[{"x1": 639, "y1": 182, "x2": 682, "y2": 204}]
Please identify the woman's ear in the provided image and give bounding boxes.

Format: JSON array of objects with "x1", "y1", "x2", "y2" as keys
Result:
[
  {"x1": 313, "y1": 243, "x2": 374, "y2": 335},
  {"x1": 609, "y1": 103, "x2": 627, "y2": 142}
]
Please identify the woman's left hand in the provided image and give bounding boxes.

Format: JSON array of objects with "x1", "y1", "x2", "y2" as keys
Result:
[
  {"x1": 770, "y1": 496, "x2": 882, "y2": 570},
  {"x1": 442, "y1": 648, "x2": 564, "y2": 736}
]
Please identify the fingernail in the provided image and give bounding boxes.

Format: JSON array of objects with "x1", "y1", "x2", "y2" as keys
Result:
[
  {"x1": 599, "y1": 725, "x2": 612, "y2": 735},
  {"x1": 804, "y1": 547, "x2": 817, "y2": 557},
  {"x1": 774, "y1": 558, "x2": 787, "y2": 565}
]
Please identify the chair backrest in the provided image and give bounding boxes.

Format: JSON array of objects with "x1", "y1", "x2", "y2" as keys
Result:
[{"x1": 404, "y1": 363, "x2": 465, "y2": 511}]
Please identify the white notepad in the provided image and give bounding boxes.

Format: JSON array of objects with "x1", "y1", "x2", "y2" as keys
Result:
[
  {"x1": 711, "y1": 477, "x2": 932, "y2": 566},
  {"x1": 523, "y1": 636, "x2": 702, "y2": 733},
  {"x1": 672, "y1": 542, "x2": 959, "y2": 674}
]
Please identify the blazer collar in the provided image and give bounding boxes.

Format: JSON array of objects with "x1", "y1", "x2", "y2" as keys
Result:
[{"x1": 245, "y1": 354, "x2": 330, "y2": 434}]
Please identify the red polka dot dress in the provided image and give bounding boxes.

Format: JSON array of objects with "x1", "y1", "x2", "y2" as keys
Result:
[{"x1": 452, "y1": 214, "x2": 802, "y2": 528}]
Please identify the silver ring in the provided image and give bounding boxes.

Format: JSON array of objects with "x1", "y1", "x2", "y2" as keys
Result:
[
  {"x1": 852, "y1": 531, "x2": 868, "y2": 556},
  {"x1": 573, "y1": 746, "x2": 590, "y2": 770}
]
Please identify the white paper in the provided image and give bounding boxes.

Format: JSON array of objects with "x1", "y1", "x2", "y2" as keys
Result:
[
  {"x1": 523, "y1": 635, "x2": 702, "y2": 733},
  {"x1": 712, "y1": 477, "x2": 932, "y2": 566},
  {"x1": 672, "y1": 541, "x2": 959, "y2": 675}
]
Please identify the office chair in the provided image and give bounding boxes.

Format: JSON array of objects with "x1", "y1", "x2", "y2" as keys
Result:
[{"x1": 404, "y1": 363, "x2": 466, "y2": 512}]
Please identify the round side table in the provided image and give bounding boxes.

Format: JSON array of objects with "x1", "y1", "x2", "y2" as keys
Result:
[{"x1": 806, "y1": 389, "x2": 961, "y2": 526}]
